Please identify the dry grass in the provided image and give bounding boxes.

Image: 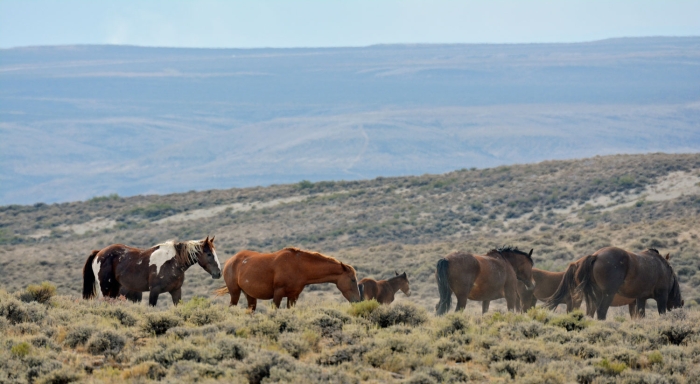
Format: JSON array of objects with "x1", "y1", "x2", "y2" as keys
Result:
[{"x1": 1, "y1": 288, "x2": 699, "y2": 383}]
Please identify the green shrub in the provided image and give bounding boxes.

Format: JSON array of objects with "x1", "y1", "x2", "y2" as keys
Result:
[
  {"x1": 317, "y1": 345, "x2": 366, "y2": 365},
  {"x1": 176, "y1": 296, "x2": 223, "y2": 326},
  {"x1": 11, "y1": 342, "x2": 31, "y2": 358},
  {"x1": 143, "y1": 312, "x2": 181, "y2": 335},
  {"x1": 86, "y1": 330, "x2": 126, "y2": 356},
  {"x1": 241, "y1": 350, "x2": 295, "y2": 384},
  {"x1": 35, "y1": 367, "x2": 82, "y2": 384},
  {"x1": 368, "y1": 302, "x2": 427, "y2": 328},
  {"x1": 1, "y1": 298, "x2": 46, "y2": 324},
  {"x1": 278, "y1": 333, "x2": 310, "y2": 359},
  {"x1": 122, "y1": 361, "x2": 167, "y2": 380},
  {"x1": 347, "y1": 300, "x2": 380, "y2": 318},
  {"x1": 107, "y1": 307, "x2": 138, "y2": 327},
  {"x1": 64, "y1": 325, "x2": 95, "y2": 348},
  {"x1": 596, "y1": 358, "x2": 627, "y2": 375},
  {"x1": 21, "y1": 282, "x2": 56, "y2": 304},
  {"x1": 215, "y1": 338, "x2": 247, "y2": 360},
  {"x1": 436, "y1": 313, "x2": 469, "y2": 336},
  {"x1": 550, "y1": 310, "x2": 589, "y2": 332},
  {"x1": 647, "y1": 350, "x2": 663, "y2": 365},
  {"x1": 311, "y1": 315, "x2": 343, "y2": 337}
]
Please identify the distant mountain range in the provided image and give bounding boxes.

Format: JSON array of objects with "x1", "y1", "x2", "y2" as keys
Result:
[{"x1": 1, "y1": 37, "x2": 699, "y2": 205}]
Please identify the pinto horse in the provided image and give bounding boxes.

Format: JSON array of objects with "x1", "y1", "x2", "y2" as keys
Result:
[
  {"x1": 522, "y1": 267, "x2": 636, "y2": 315},
  {"x1": 574, "y1": 247, "x2": 683, "y2": 320},
  {"x1": 358, "y1": 272, "x2": 410, "y2": 304},
  {"x1": 435, "y1": 247, "x2": 535, "y2": 315},
  {"x1": 83, "y1": 237, "x2": 221, "y2": 306},
  {"x1": 215, "y1": 247, "x2": 361, "y2": 311}
]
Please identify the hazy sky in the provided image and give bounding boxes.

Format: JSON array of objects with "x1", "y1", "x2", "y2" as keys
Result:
[{"x1": 1, "y1": 0, "x2": 699, "y2": 48}]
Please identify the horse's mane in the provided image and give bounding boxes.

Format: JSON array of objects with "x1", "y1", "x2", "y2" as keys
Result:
[
  {"x1": 643, "y1": 248, "x2": 673, "y2": 269},
  {"x1": 488, "y1": 246, "x2": 533, "y2": 264},
  {"x1": 282, "y1": 247, "x2": 355, "y2": 272},
  {"x1": 156, "y1": 240, "x2": 203, "y2": 267}
]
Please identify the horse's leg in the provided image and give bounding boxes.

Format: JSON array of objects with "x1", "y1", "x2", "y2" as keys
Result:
[
  {"x1": 170, "y1": 288, "x2": 182, "y2": 306},
  {"x1": 595, "y1": 293, "x2": 615, "y2": 320},
  {"x1": 482, "y1": 301, "x2": 490, "y2": 314},
  {"x1": 286, "y1": 288, "x2": 304, "y2": 308},
  {"x1": 272, "y1": 288, "x2": 286, "y2": 309},
  {"x1": 636, "y1": 299, "x2": 647, "y2": 318},
  {"x1": 455, "y1": 294, "x2": 468, "y2": 312},
  {"x1": 654, "y1": 291, "x2": 668, "y2": 315},
  {"x1": 244, "y1": 293, "x2": 257, "y2": 312},
  {"x1": 628, "y1": 301, "x2": 637, "y2": 319},
  {"x1": 120, "y1": 288, "x2": 143, "y2": 302},
  {"x1": 148, "y1": 290, "x2": 160, "y2": 307}
]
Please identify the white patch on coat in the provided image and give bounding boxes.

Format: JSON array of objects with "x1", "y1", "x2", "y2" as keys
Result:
[
  {"x1": 149, "y1": 242, "x2": 176, "y2": 275},
  {"x1": 92, "y1": 257, "x2": 103, "y2": 298}
]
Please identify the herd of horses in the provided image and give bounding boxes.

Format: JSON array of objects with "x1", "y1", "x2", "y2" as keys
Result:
[{"x1": 82, "y1": 237, "x2": 684, "y2": 320}]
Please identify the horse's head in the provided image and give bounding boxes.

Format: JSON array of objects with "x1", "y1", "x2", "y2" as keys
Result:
[
  {"x1": 668, "y1": 266, "x2": 684, "y2": 311},
  {"x1": 197, "y1": 236, "x2": 222, "y2": 279},
  {"x1": 500, "y1": 247, "x2": 535, "y2": 290},
  {"x1": 337, "y1": 263, "x2": 361, "y2": 303},
  {"x1": 395, "y1": 271, "x2": 411, "y2": 297}
]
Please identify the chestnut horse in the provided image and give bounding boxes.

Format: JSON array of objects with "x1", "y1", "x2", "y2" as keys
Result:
[
  {"x1": 358, "y1": 272, "x2": 410, "y2": 304},
  {"x1": 215, "y1": 247, "x2": 361, "y2": 311},
  {"x1": 520, "y1": 267, "x2": 636, "y2": 316},
  {"x1": 435, "y1": 247, "x2": 535, "y2": 315},
  {"x1": 575, "y1": 247, "x2": 683, "y2": 320},
  {"x1": 83, "y1": 237, "x2": 221, "y2": 306}
]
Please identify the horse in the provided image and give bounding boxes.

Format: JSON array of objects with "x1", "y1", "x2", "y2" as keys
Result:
[
  {"x1": 358, "y1": 272, "x2": 410, "y2": 304},
  {"x1": 522, "y1": 266, "x2": 637, "y2": 316},
  {"x1": 435, "y1": 246, "x2": 535, "y2": 315},
  {"x1": 575, "y1": 247, "x2": 683, "y2": 320},
  {"x1": 83, "y1": 237, "x2": 221, "y2": 306},
  {"x1": 214, "y1": 247, "x2": 361, "y2": 311}
]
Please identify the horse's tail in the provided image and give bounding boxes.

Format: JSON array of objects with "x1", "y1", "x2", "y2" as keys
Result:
[
  {"x1": 435, "y1": 258, "x2": 452, "y2": 315},
  {"x1": 576, "y1": 255, "x2": 599, "y2": 313},
  {"x1": 358, "y1": 282, "x2": 365, "y2": 301},
  {"x1": 544, "y1": 262, "x2": 578, "y2": 311},
  {"x1": 82, "y1": 250, "x2": 100, "y2": 300},
  {"x1": 213, "y1": 286, "x2": 229, "y2": 296}
]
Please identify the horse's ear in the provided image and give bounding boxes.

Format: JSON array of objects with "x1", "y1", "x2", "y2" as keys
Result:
[
  {"x1": 666, "y1": 253, "x2": 671, "y2": 260},
  {"x1": 395, "y1": 271, "x2": 399, "y2": 276},
  {"x1": 205, "y1": 236, "x2": 209, "y2": 243},
  {"x1": 341, "y1": 263, "x2": 349, "y2": 271},
  {"x1": 528, "y1": 249, "x2": 533, "y2": 257},
  {"x1": 210, "y1": 235, "x2": 215, "y2": 243},
  {"x1": 402, "y1": 272, "x2": 407, "y2": 277}
]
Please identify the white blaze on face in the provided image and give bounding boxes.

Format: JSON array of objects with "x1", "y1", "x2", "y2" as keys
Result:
[
  {"x1": 213, "y1": 249, "x2": 221, "y2": 270},
  {"x1": 92, "y1": 256, "x2": 103, "y2": 298},
  {"x1": 149, "y1": 242, "x2": 176, "y2": 275}
]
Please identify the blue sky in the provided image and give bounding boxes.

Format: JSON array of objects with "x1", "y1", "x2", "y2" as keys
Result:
[{"x1": 1, "y1": 0, "x2": 699, "y2": 48}]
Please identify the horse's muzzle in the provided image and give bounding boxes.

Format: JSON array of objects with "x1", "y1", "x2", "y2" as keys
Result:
[{"x1": 212, "y1": 271, "x2": 222, "y2": 279}]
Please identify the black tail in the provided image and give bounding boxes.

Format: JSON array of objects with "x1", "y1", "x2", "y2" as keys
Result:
[
  {"x1": 358, "y1": 282, "x2": 365, "y2": 301},
  {"x1": 82, "y1": 250, "x2": 100, "y2": 299},
  {"x1": 435, "y1": 258, "x2": 452, "y2": 315},
  {"x1": 576, "y1": 255, "x2": 598, "y2": 313},
  {"x1": 544, "y1": 262, "x2": 579, "y2": 311}
]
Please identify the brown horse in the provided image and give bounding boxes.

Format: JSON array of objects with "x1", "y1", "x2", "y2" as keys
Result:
[
  {"x1": 520, "y1": 267, "x2": 637, "y2": 316},
  {"x1": 435, "y1": 247, "x2": 535, "y2": 315},
  {"x1": 83, "y1": 237, "x2": 221, "y2": 306},
  {"x1": 358, "y1": 272, "x2": 410, "y2": 304},
  {"x1": 575, "y1": 247, "x2": 683, "y2": 320},
  {"x1": 215, "y1": 247, "x2": 361, "y2": 311}
]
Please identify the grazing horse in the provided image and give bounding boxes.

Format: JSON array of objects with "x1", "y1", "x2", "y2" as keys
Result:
[
  {"x1": 435, "y1": 247, "x2": 535, "y2": 315},
  {"x1": 521, "y1": 267, "x2": 637, "y2": 316},
  {"x1": 575, "y1": 247, "x2": 683, "y2": 320},
  {"x1": 83, "y1": 237, "x2": 221, "y2": 306},
  {"x1": 215, "y1": 247, "x2": 361, "y2": 311},
  {"x1": 358, "y1": 272, "x2": 411, "y2": 304}
]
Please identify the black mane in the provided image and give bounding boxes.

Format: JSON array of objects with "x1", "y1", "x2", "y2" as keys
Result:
[{"x1": 490, "y1": 245, "x2": 533, "y2": 264}]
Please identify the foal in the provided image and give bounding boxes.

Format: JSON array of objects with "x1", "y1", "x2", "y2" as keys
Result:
[{"x1": 358, "y1": 272, "x2": 410, "y2": 304}]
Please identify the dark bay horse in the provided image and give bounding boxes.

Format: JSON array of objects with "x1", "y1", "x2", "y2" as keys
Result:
[
  {"x1": 83, "y1": 237, "x2": 221, "y2": 306},
  {"x1": 435, "y1": 247, "x2": 535, "y2": 315},
  {"x1": 521, "y1": 267, "x2": 636, "y2": 315},
  {"x1": 215, "y1": 247, "x2": 361, "y2": 311},
  {"x1": 358, "y1": 272, "x2": 410, "y2": 304},
  {"x1": 576, "y1": 247, "x2": 683, "y2": 320}
]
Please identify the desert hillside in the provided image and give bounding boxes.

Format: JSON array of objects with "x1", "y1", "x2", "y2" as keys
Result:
[{"x1": 1, "y1": 152, "x2": 699, "y2": 312}]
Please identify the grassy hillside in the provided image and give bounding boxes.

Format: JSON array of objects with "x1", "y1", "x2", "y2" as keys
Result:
[
  {"x1": 1, "y1": 152, "x2": 699, "y2": 311},
  {"x1": 1, "y1": 286, "x2": 699, "y2": 383}
]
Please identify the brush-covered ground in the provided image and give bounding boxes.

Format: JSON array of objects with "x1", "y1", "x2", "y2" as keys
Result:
[{"x1": 1, "y1": 284, "x2": 699, "y2": 384}]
